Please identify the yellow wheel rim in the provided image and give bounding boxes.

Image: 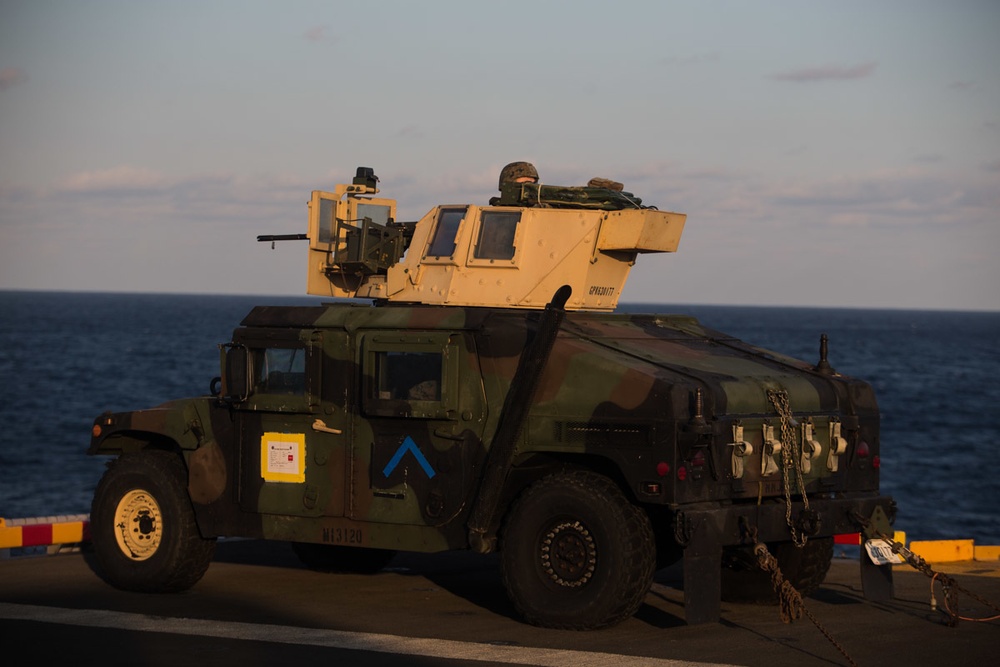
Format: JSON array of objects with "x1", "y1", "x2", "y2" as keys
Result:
[{"x1": 113, "y1": 488, "x2": 163, "y2": 561}]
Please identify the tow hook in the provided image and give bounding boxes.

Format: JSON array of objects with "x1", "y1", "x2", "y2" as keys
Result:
[
  {"x1": 673, "y1": 511, "x2": 694, "y2": 547},
  {"x1": 797, "y1": 509, "x2": 821, "y2": 537}
]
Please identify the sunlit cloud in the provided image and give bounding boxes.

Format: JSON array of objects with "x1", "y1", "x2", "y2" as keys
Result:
[
  {"x1": 0, "y1": 67, "x2": 27, "y2": 91},
  {"x1": 763, "y1": 168, "x2": 996, "y2": 228},
  {"x1": 769, "y1": 62, "x2": 877, "y2": 83},
  {"x1": 303, "y1": 25, "x2": 330, "y2": 42},
  {"x1": 0, "y1": 168, "x2": 320, "y2": 235},
  {"x1": 61, "y1": 166, "x2": 168, "y2": 193}
]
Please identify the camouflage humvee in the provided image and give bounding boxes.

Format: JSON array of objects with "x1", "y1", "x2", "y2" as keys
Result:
[{"x1": 88, "y1": 168, "x2": 896, "y2": 629}]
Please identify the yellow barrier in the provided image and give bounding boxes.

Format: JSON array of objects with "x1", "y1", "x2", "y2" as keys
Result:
[
  {"x1": 974, "y1": 545, "x2": 1000, "y2": 561},
  {"x1": 909, "y1": 539, "x2": 975, "y2": 563}
]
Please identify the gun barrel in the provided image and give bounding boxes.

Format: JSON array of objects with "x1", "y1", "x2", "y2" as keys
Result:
[{"x1": 257, "y1": 234, "x2": 308, "y2": 243}]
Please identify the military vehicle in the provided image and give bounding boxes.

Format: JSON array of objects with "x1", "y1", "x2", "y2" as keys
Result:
[{"x1": 87, "y1": 167, "x2": 896, "y2": 629}]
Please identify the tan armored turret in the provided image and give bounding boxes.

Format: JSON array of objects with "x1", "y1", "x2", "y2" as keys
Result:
[{"x1": 302, "y1": 168, "x2": 686, "y2": 311}]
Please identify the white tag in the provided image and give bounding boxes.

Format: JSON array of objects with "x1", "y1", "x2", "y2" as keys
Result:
[{"x1": 864, "y1": 538, "x2": 904, "y2": 565}]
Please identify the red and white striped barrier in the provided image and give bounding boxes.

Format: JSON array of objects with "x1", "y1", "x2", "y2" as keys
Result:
[{"x1": 0, "y1": 515, "x2": 90, "y2": 550}]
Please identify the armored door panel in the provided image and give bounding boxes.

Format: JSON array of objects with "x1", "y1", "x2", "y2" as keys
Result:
[
  {"x1": 350, "y1": 332, "x2": 487, "y2": 527},
  {"x1": 234, "y1": 335, "x2": 349, "y2": 518}
]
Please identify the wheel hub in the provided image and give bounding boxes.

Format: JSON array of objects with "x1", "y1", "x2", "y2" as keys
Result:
[
  {"x1": 113, "y1": 488, "x2": 163, "y2": 561},
  {"x1": 540, "y1": 521, "x2": 596, "y2": 587}
]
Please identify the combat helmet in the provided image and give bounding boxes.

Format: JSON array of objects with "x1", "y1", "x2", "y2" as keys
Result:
[{"x1": 498, "y1": 161, "x2": 538, "y2": 190}]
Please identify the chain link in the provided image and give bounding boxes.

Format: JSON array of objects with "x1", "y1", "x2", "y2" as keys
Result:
[
  {"x1": 767, "y1": 389, "x2": 810, "y2": 547},
  {"x1": 749, "y1": 529, "x2": 858, "y2": 667}
]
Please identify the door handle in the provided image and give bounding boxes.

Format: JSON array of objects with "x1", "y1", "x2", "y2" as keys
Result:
[{"x1": 312, "y1": 419, "x2": 343, "y2": 435}]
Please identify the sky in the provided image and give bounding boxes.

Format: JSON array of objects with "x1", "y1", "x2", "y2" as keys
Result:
[{"x1": 1, "y1": 1, "x2": 998, "y2": 311}]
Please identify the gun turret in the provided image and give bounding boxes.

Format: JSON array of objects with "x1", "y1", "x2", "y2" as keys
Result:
[{"x1": 301, "y1": 167, "x2": 686, "y2": 311}]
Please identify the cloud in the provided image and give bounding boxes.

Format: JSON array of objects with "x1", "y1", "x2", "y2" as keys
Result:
[
  {"x1": 769, "y1": 62, "x2": 877, "y2": 83},
  {"x1": 303, "y1": 25, "x2": 330, "y2": 42},
  {"x1": 0, "y1": 167, "x2": 314, "y2": 237},
  {"x1": 60, "y1": 166, "x2": 168, "y2": 194},
  {"x1": 0, "y1": 67, "x2": 27, "y2": 91},
  {"x1": 984, "y1": 160, "x2": 1000, "y2": 173},
  {"x1": 763, "y1": 168, "x2": 998, "y2": 228},
  {"x1": 948, "y1": 81, "x2": 975, "y2": 92}
]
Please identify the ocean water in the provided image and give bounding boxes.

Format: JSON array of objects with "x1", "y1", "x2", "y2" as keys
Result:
[{"x1": 1, "y1": 291, "x2": 998, "y2": 545}]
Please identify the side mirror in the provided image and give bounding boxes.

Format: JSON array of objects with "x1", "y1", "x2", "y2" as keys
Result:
[{"x1": 219, "y1": 344, "x2": 252, "y2": 402}]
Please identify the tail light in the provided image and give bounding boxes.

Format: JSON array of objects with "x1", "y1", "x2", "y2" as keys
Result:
[{"x1": 856, "y1": 440, "x2": 870, "y2": 459}]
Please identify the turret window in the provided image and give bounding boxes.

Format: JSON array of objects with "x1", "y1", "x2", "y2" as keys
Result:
[{"x1": 474, "y1": 211, "x2": 520, "y2": 261}]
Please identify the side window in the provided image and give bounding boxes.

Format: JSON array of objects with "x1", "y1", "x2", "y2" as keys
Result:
[
  {"x1": 254, "y1": 347, "x2": 306, "y2": 395},
  {"x1": 474, "y1": 211, "x2": 520, "y2": 261},
  {"x1": 374, "y1": 351, "x2": 442, "y2": 401},
  {"x1": 362, "y1": 335, "x2": 457, "y2": 419},
  {"x1": 316, "y1": 198, "x2": 336, "y2": 244},
  {"x1": 426, "y1": 207, "x2": 468, "y2": 258}
]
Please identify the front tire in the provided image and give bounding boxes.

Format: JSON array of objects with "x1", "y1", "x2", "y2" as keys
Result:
[
  {"x1": 90, "y1": 450, "x2": 216, "y2": 593},
  {"x1": 501, "y1": 470, "x2": 655, "y2": 629}
]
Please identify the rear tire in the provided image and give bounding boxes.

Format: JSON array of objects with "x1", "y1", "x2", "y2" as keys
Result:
[
  {"x1": 90, "y1": 450, "x2": 216, "y2": 593},
  {"x1": 721, "y1": 537, "x2": 834, "y2": 603},
  {"x1": 292, "y1": 543, "x2": 397, "y2": 573},
  {"x1": 500, "y1": 470, "x2": 655, "y2": 629}
]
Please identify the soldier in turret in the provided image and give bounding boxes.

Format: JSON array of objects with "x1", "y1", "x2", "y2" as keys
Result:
[{"x1": 490, "y1": 161, "x2": 538, "y2": 205}]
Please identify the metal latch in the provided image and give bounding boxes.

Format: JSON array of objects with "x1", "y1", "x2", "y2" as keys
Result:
[
  {"x1": 761, "y1": 423, "x2": 782, "y2": 476},
  {"x1": 800, "y1": 421, "x2": 822, "y2": 474},
  {"x1": 826, "y1": 420, "x2": 848, "y2": 472},
  {"x1": 729, "y1": 423, "x2": 753, "y2": 479}
]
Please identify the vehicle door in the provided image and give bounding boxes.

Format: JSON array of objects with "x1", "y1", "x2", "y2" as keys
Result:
[
  {"x1": 234, "y1": 330, "x2": 348, "y2": 518},
  {"x1": 351, "y1": 330, "x2": 486, "y2": 528}
]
